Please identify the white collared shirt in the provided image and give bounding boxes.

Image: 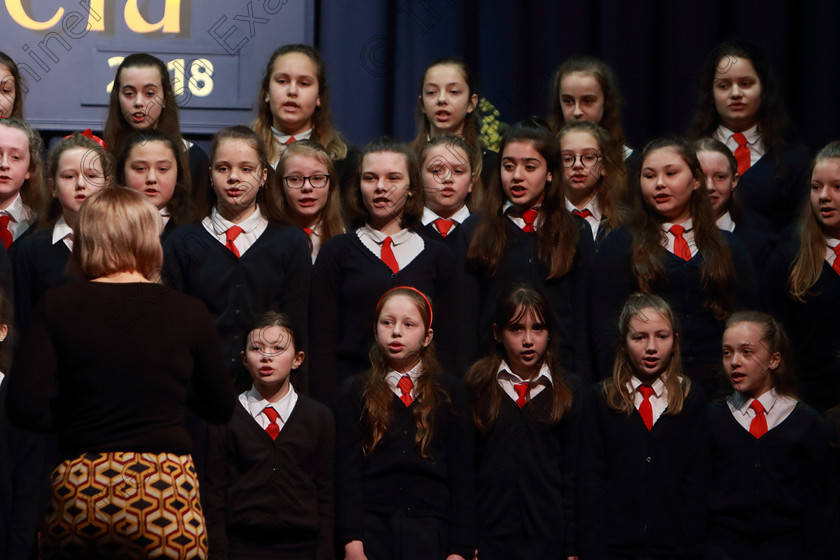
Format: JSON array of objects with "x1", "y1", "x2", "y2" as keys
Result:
[
  {"x1": 565, "y1": 195, "x2": 603, "y2": 239},
  {"x1": 715, "y1": 124, "x2": 765, "y2": 169},
  {"x1": 202, "y1": 206, "x2": 268, "y2": 256},
  {"x1": 727, "y1": 388, "x2": 797, "y2": 433},
  {"x1": 385, "y1": 361, "x2": 423, "y2": 400},
  {"x1": 51, "y1": 215, "x2": 74, "y2": 251},
  {"x1": 305, "y1": 223, "x2": 322, "y2": 264},
  {"x1": 0, "y1": 193, "x2": 35, "y2": 242},
  {"x1": 356, "y1": 225, "x2": 424, "y2": 271},
  {"x1": 160, "y1": 207, "x2": 171, "y2": 228},
  {"x1": 661, "y1": 218, "x2": 698, "y2": 258},
  {"x1": 715, "y1": 211, "x2": 736, "y2": 233},
  {"x1": 422, "y1": 206, "x2": 471, "y2": 236},
  {"x1": 270, "y1": 127, "x2": 313, "y2": 168},
  {"x1": 496, "y1": 360, "x2": 552, "y2": 403},
  {"x1": 627, "y1": 375, "x2": 669, "y2": 427},
  {"x1": 502, "y1": 201, "x2": 541, "y2": 231},
  {"x1": 825, "y1": 236, "x2": 839, "y2": 268},
  {"x1": 239, "y1": 384, "x2": 298, "y2": 433}
]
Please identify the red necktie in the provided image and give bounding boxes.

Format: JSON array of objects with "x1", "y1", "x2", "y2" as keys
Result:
[
  {"x1": 572, "y1": 208, "x2": 592, "y2": 218},
  {"x1": 0, "y1": 215, "x2": 12, "y2": 249},
  {"x1": 670, "y1": 225, "x2": 691, "y2": 261},
  {"x1": 303, "y1": 227, "x2": 313, "y2": 237},
  {"x1": 225, "y1": 226, "x2": 243, "y2": 257},
  {"x1": 521, "y1": 209, "x2": 538, "y2": 233},
  {"x1": 285, "y1": 136, "x2": 296, "y2": 145},
  {"x1": 263, "y1": 406, "x2": 280, "y2": 440},
  {"x1": 733, "y1": 132, "x2": 750, "y2": 176},
  {"x1": 398, "y1": 375, "x2": 413, "y2": 407},
  {"x1": 513, "y1": 382, "x2": 529, "y2": 408},
  {"x1": 639, "y1": 385, "x2": 654, "y2": 430},
  {"x1": 435, "y1": 218, "x2": 454, "y2": 237},
  {"x1": 380, "y1": 236, "x2": 399, "y2": 273},
  {"x1": 749, "y1": 400, "x2": 767, "y2": 438},
  {"x1": 832, "y1": 245, "x2": 840, "y2": 277}
]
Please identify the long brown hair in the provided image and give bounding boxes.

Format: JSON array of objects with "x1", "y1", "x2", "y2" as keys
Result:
[
  {"x1": 465, "y1": 284, "x2": 573, "y2": 431},
  {"x1": 724, "y1": 310, "x2": 797, "y2": 397},
  {"x1": 603, "y1": 292, "x2": 690, "y2": 415},
  {"x1": 362, "y1": 288, "x2": 449, "y2": 459},
  {"x1": 788, "y1": 141, "x2": 840, "y2": 301},
  {"x1": 557, "y1": 120, "x2": 627, "y2": 235},
  {"x1": 630, "y1": 137, "x2": 736, "y2": 320},
  {"x1": 0, "y1": 118, "x2": 46, "y2": 218},
  {"x1": 253, "y1": 44, "x2": 349, "y2": 166},
  {"x1": 467, "y1": 118, "x2": 579, "y2": 278},
  {"x1": 0, "y1": 51, "x2": 24, "y2": 119},
  {"x1": 275, "y1": 139, "x2": 345, "y2": 243}
]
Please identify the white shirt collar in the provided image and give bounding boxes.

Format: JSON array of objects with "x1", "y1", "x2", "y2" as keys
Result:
[
  {"x1": 730, "y1": 387, "x2": 779, "y2": 415},
  {"x1": 358, "y1": 224, "x2": 412, "y2": 246},
  {"x1": 564, "y1": 195, "x2": 603, "y2": 221},
  {"x1": 495, "y1": 359, "x2": 553, "y2": 387},
  {"x1": 826, "y1": 236, "x2": 839, "y2": 249},
  {"x1": 242, "y1": 383, "x2": 297, "y2": 424},
  {"x1": 627, "y1": 374, "x2": 667, "y2": 398},
  {"x1": 51, "y1": 215, "x2": 74, "y2": 245},
  {"x1": 385, "y1": 360, "x2": 424, "y2": 388},
  {"x1": 272, "y1": 126, "x2": 312, "y2": 145},
  {"x1": 716, "y1": 124, "x2": 760, "y2": 145},
  {"x1": 662, "y1": 218, "x2": 694, "y2": 234},
  {"x1": 208, "y1": 206, "x2": 265, "y2": 235},
  {"x1": 0, "y1": 192, "x2": 31, "y2": 223},
  {"x1": 422, "y1": 205, "x2": 470, "y2": 226},
  {"x1": 716, "y1": 211, "x2": 735, "y2": 232}
]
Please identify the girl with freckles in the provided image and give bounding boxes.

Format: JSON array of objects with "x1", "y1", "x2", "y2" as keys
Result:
[
  {"x1": 708, "y1": 311, "x2": 835, "y2": 560},
  {"x1": 579, "y1": 292, "x2": 710, "y2": 560}
]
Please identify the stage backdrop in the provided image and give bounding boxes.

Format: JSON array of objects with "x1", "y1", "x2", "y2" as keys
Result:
[{"x1": 0, "y1": 0, "x2": 315, "y2": 134}]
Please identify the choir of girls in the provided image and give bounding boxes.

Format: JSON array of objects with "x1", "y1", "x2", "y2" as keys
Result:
[{"x1": 1, "y1": 35, "x2": 840, "y2": 559}]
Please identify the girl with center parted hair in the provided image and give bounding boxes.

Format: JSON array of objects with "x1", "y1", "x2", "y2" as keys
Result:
[
  {"x1": 558, "y1": 120, "x2": 627, "y2": 245},
  {"x1": 465, "y1": 284, "x2": 581, "y2": 560},
  {"x1": 6, "y1": 187, "x2": 236, "y2": 559},
  {"x1": 463, "y1": 118, "x2": 595, "y2": 382},
  {"x1": 590, "y1": 136, "x2": 759, "y2": 397},
  {"x1": 762, "y1": 141, "x2": 840, "y2": 412},
  {"x1": 309, "y1": 137, "x2": 458, "y2": 407},
  {"x1": 103, "y1": 53, "x2": 210, "y2": 203},
  {"x1": 0, "y1": 51, "x2": 23, "y2": 119},
  {"x1": 118, "y1": 128, "x2": 194, "y2": 241},
  {"x1": 708, "y1": 311, "x2": 836, "y2": 560},
  {"x1": 0, "y1": 118, "x2": 46, "y2": 249},
  {"x1": 163, "y1": 126, "x2": 311, "y2": 392},
  {"x1": 205, "y1": 312, "x2": 335, "y2": 560},
  {"x1": 252, "y1": 44, "x2": 359, "y2": 189},
  {"x1": 335, "y1": 287, "x2": 475, "y2": 560},
  {"x1": 694, "y1": 137, "x2": 772, "y2": 274},
  {"x1": 275, "y1": 139, "x2": 345, "y2": 262},
  {"x1": 579, "y1": 292, "x2": 710, "y2": 559},
  {"x1": 688, "y1": 41, "x2": 810, "y2": 240},
  {"x1": 12, "y1": 131, "x2": 111, "y2": 332}
]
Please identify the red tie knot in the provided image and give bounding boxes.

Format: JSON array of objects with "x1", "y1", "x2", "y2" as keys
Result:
[
  {"x1": 285, "y1": 136, "x2": 296, "y2": 145},
  {"x1": 263, "y1": 406, "x2": 279, "y2": 422},
  {"x1": 303, "y1": 227, "x2": 313, "y2": 237},
  {"x1": 732, "y1": 132, "x2": 748, "y2": 148},
  {"x1": 749, "y1": 399, "x2": 765, "y2": 415},
  {"x1": 435, "y1": 218, "x2": 454, "y2": 237},
  {"x1": 639, "y1": 385, "x2": 654, "y2": 399},
  {"x1": 513, "y1": 382, "x2": 529, "y2": 408},
  {"x1": 398, "y1": 375, "x2": 414, "y2": 407},
  {"x1": 572, "y1": 208, "x2": 592, "y2": 218},
  {"x1": 263, "y1": 406, "x2": 280, "y2": 440},
  {"x1": 521, "y1": 209, "x2": 539, "y2": 233},
  {"x1": 0, "y1": 214, "x2": 13, "y2": 249},
  {"x1": 669, "y1": 224, "x2": 684, "y2": 236},
  {"x1": 226, "y1": 225, "x2": 244, "y2": 242}
]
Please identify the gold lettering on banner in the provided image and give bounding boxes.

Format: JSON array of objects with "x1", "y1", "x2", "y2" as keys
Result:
[
  {"x1": 6, "y1": 1, "x2": 181, "y2": 33},
  {"x1": 124, "y1": 0, "x2": 180, "y2": 33},
  {"x1": 6, "y1": 0, "x2": 63, "y2": 30}
]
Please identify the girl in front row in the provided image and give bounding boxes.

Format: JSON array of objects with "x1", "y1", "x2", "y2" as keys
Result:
[
  {"x1": 708, "y1": 311, "x2": 835, "y2": 560},
  {"x1": 13, "y1": 132, "x2": 111, "y2": 332},
  {"x1": 579, "y1": 292, "x2": 710, "y2": 559},
  {"x1": 275, "y1": 139, "x2": 345, "y2": 262},
  {"x1": 335, "y1": 287, "x2": 474, "y2": 560},
  {"x1": 206, "y1": 312, "x2": 334, "y2": 560},
  {"x1": 465, "y1": 284, "x2": 580, "y2": 560},
  {"x1": 163, "y1": 126, "x2": 311, "y2": 391}
]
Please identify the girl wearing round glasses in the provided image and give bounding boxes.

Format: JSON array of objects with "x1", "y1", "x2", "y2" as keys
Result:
[{"x1": 276, "y1": 140, "x2": 346, "y2": 262}]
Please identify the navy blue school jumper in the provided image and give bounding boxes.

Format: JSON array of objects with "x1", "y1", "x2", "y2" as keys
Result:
[
  {"x1": 732, "y1": 223, "x2": 773, "y2": 276},
  {"x1": 460, "y1": 216, "x2": 595, "y2": 383},
  {"x1": 308, "y1": 232, "x2": 457, "y2": 408},
  {"x1": 762, "y1": 238, "x2": 840, "y2": 412},
  {"x1": 335, "y1": 373, "x2": 475, "y2": 560},
  {"x1": 11, "y1": 229, "x2": 75, "y2": 334},
  {"x1": 472, "y1": 374, "x2": 583, "y2": 560},
  {"x1": 736, "y1": 144, "x2": 810, "y2": 241},
  {"x1": 205, "y1": 394, "x2": 335, "y2": 560},
  {"x1": 706, "y1": 399, "x2": 835, "y2": 560},
  {"x1": 162, "y1": 222, "x2": 311, "y2": 392},
  {"x1": 578, "y1": 381, "x2": 710, "y2": 559},
  {"x1": 590, "y1": 227, "x2": 759, "y2": 397}
]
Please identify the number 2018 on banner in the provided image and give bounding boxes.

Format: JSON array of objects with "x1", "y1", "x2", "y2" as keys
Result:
[{"x1": 105, "y1": 57, "x2": 214, "y2": 97}]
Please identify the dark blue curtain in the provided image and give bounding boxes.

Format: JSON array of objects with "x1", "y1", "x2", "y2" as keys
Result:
[{"x1": 318, "y1": 0, "x2": 840, "y2": 153}]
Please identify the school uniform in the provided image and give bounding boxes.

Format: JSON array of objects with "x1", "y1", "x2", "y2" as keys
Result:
[
  {"x1": 2, "y1": 193, "x2": 36, "y2": 254},
  {"x1": 578, "y1": 378, "x2": 710, "y2": 559},
  {"x1": 590, "y1": 225, "x2": 759, "y2": 397},
  {"x1": 162, "y1": 209, "x2": 311, "y2": 391},
  {"x1": 205, "y1": 385, "x2": 335, "y2": 560},
  {"x1": 715, "y1": 126, "x2": 810, "y2": 240},
  {"x1": 335, "y1": 371, "x2": 475, "y2": 560},
  {"x1": 473, "y1": 363, "x2": 582, "y2": 560},
  {"x1": 419, "y1": 206, "x2": 471, "y2": 251},
  {"x1": 707, "y1": 392, "x2": 835, "y2": 560},
  {"x1": 716, "y1": 212, "x2": 773, "y2": 276},
  {"x1": 565, "y1": 195, "x2": 610, "y2": 246},
  {"x1": 762, "y1": 237, "x2": 840, "y2": 412},
  {"x1": 460, "y1": 210, "x2": 595, "y2": 383},
  {"x1": 308, "y1": 227, "x2": 457, "y2": 407}
]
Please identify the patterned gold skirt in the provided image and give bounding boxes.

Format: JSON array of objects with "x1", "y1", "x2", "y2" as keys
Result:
[{"x1": 41, "y1": 451, "x2": 207, "y2": 559}]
